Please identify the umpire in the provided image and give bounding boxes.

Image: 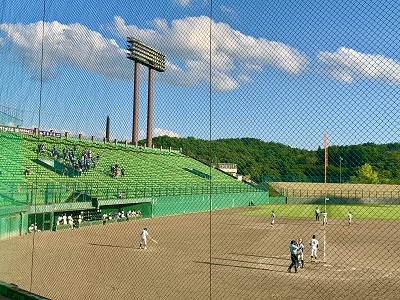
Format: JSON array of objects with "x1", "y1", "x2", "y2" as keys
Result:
[{"x1": 287, "y1": 240, "x2": 299, "y2": 273}]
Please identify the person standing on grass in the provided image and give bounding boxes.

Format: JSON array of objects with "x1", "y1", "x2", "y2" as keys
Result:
[
  {"x1": 315, "y1": 207, "x2": 320, "y2": 222},
  {"x1": 348, "y1": 211, "x2": 353, "y2": 226}
]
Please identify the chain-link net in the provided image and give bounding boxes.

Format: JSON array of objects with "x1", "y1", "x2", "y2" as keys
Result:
[{"x1": 0, "y1": 0, "x2": 399, "y2": 299}]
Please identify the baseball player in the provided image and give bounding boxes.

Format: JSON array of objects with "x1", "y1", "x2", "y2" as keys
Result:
[
  {"x1": 348, "y1": 211, "x2": 352, "y2": 226},
  {"x1": 287, "y1": 240, "x2": 299, "y2": 273},
  {"x1": 139, "y1": 227, "x2": 151, "y2": 250},
  {"x1": 297, "y1": 238, "x2": 305, "y2": 268},
  {"x1": 309, "y1": 234, "x2": 318, "y2": 262},
  {"x1": 270, "y1": 211, "x2": 275, "y2": 227},
  {"x1": 322, "y1": 211, "x2": 328, "y2": 225}
]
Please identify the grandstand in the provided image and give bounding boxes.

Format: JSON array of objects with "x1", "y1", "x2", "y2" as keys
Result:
[{"x1": 0, "y1": 128, "x2": 268, "y2": 239}]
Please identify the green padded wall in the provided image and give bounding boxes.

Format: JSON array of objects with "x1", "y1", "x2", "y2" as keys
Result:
[{"x1": 152, "y1": 191, "x2": 270, "y2": 217}]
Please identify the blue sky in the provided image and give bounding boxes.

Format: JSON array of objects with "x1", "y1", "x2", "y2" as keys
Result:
[{"x1": 1, "y1": 0, "x2": 400, "y2": 149}]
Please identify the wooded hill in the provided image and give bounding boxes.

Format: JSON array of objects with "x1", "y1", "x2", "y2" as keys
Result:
[{"x1": 149, "y1": 136, "x2": 400, "y2": 184}]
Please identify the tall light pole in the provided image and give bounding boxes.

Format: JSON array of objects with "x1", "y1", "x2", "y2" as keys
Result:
[
  {"x1": 126, "y1": 38, "x2": 165, "y2": 148},
  {"x1": 339, "y1": 156, "x2": 343, "y2": 183}
]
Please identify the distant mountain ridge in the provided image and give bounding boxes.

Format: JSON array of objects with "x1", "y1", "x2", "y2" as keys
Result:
[{"x1": 149, "y1": 136, "x2": 400, "y2": 184}]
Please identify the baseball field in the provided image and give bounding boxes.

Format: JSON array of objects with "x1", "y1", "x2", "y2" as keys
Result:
[{"x1": 0, "y1": 205, "x2": 399, "y2": 299}]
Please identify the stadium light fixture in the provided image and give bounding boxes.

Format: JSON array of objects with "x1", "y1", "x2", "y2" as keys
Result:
[
  {"x1": 126, "y1": 38, "x2": 166, "y2": 147},
  {"x1": 127, "y1": 37, "x2": 166, "y2": 72}
]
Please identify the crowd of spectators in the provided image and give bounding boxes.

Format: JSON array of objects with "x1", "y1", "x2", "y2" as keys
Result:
[
  {"x1": 102, "y1": 209, "x2": 142, "y2": 224},
  {"x1": 38, "y1": 143, "x2": 100, "y2": 176},
  {"x1": 53, "y1": 209, "x2": 142, "y2": 229},
  {"x1": 28, "y1": 223, "x2": 40, "y2": 233},
  {"x1": 64, "y1": 146, "x2": 99, "y2": 175},
  {"x1": 56, "y1": 213, "x2": 82, "y2": 229},
  {"x1": 110, "y1": 162, "x2": 125, "y2": 177},
  {"x1": 36, "y1": 142, "x2": 131, "y2": 181}
]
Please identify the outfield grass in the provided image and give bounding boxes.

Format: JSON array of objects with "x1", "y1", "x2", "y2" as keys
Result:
[{"x1": 243, "y1": 204, "x2": 400, "y2": 220}]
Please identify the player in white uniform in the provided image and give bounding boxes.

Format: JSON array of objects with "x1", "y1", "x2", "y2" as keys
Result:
[
  {"x1": 348, "y1": 211, "x2": 352, "y2": 226},
  {"x1": 309, "y1": 234, "x2": 319, "y2": 262},
  {"x1": 322, "y1": 211, "x2": 328, "y2": 225},
  {"x1": 270, "y1": 211, "x2": 275, "y2": 227},
  {"x1": 297, "y1": 238, "x2": 305, "y2": 268},
  {"x1": 139, "y1": 228, "x2": 150, "y2": 249}
]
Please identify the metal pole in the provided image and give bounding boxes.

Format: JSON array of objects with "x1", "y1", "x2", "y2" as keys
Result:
[
  {"x1": 323, "y1": 197, "x2": 328, "y2": 262},
  {"x1": 132, "y1": 62, "x2": 140, "y2": 146},
  {"x1": 147, "y1": 68, "x2": 154, "y2": 148},
  {"x1": 106, "y1": 116, "x2": 110, "y2": 143}
]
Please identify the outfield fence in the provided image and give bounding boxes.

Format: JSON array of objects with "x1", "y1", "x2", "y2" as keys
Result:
[{"x1": 269, "y1": 182, "x2": 400, "y2": 204}]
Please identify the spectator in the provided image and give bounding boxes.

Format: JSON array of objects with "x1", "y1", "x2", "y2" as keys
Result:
[
  {"x1": 28, "y1": 224, "x2": 35, "y2": 233},
  {"x1": 62, "y1": 146, "x2": 69, "y2": 159},
  {"x1": 110, "y1": 165, "x2": 116, "y2": 177},
  {"x1": 38, "y1": 143, "x2": 45, "y2": 154},
  {"x1": 51, "y1": 145, "x2": 58, "y2": 157},
  {"x1": 78, "y1": 214, "x2": 82, "y2": 225},
  {"x1": 102, "y1": 213, "x2": 107, "y2": 225},
  {"x1": 56, "y1": 214, "x2": 63, "y2": 225},
  {"x1": 67, "y1": 215, "x2": 74, "y2": 229},
  {"x1": 68, "y1": 151, "x2": 75, "y2": 165},
  {"x1": 28, "y1": 224, "x2": 40, "y2": 233}
]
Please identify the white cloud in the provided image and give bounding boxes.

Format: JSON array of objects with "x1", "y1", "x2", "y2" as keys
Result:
[
  {"x1": 0, "y1": 16, "x2": 308, "y2": 91},
  {"x1": 111, "y1": 15, "x2": 308, "y2": 91},
  {"x1": 0, "y1": 37, "x2": 4, "y2": 45},
  {"x1": 153, "y1": 127, "x2": 180, "y2": 137},
  {"x1": 0, "y1": 21, "x2": 128, "y2": 81},
  {"x1": 317, "y1": 47, "x2": 400, "y2": 84}
]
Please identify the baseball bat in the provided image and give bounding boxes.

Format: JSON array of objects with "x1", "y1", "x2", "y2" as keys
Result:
[{"x1": 151, "y1": 238, "x2": 158, "y2": 244}]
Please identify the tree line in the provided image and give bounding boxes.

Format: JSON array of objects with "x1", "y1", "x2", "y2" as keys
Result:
[{"x1": 149, "y1": 136, "x2": 400, "y2": 184}]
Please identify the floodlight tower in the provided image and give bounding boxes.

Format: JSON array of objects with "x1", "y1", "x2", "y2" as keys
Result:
[{"x1": 126, "y1": 38, "x2": 166, "y2": 147}]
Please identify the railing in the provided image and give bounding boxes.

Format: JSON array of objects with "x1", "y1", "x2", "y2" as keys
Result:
[
  {"x1": 0, "y1": 181, "x2": 264, "y2": 205},
  {"x1": 279, "y1": 188, "x2": 400, "y2": 199}
]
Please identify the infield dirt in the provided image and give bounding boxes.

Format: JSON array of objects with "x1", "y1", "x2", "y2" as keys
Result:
[{"x1": 0, "y1": 207, "x2": 399, "y2": 299}]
